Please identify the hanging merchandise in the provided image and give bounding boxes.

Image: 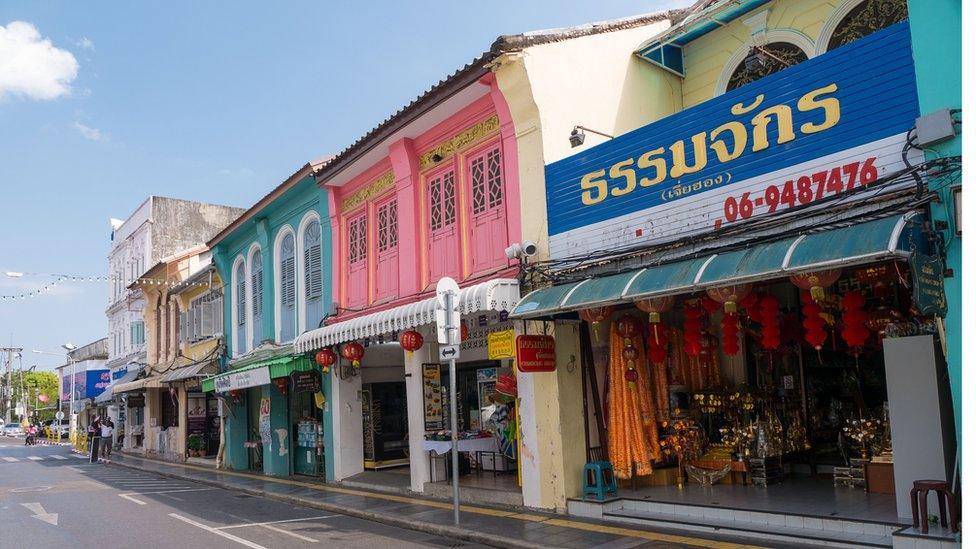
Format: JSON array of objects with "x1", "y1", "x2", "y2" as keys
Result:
[
  {"x1": 759, "y1": 295, "x2": 781, "y2": 350},
  {"x1": 315, "y1": 348, "x2": 336, "y2": 373},
  {"x1": 799, "y1": 291, "x2": 828, "y2": 350},
  {"x1": 682, "y1": 300, "x2": 703, "y2": 360},
  {"x1": 399, "y1": 330, "x2": 424, "y2": 358},
  {"x1": 741, "y1": 292, "x2": 763, "y2": 324},
  {"x1": 342, "y1": 342, "x2": 365, "y2": 368},
  {"x1": 616, "y1": 314, "x2": 640, "y2": 343},
  {"x1": 637, "y1": 297, "x2": 672, "y2": 365},
  {"x1": 580, "y1": 306, "x2": 614, "y2": 342},
  {"x1": 720, "y1": 311, "x2": 740, "y2": 356},
  {"x1": 840, "y1": 292, "x2": 871, "y2": 352},
  {"x1": 789, "y1": 269, "x2": 841, "y2": 302},
  {"x1": 607, "y1": 321, "x2": 660, "y2": 479}
]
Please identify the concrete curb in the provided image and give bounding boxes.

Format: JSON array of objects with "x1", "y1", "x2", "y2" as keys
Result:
[{"x1": 104, "y1": 459, "x2": 548, "y2": 549}]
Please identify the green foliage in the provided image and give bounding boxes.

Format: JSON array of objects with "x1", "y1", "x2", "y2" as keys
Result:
[{"x1": 2, "y1": 371, "x2": 60, "y2": 422}]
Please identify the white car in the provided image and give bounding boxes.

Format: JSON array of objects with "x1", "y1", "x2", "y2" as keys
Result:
[{"x1": 3, "y1": 424, "x2": 24, "y2": 437}]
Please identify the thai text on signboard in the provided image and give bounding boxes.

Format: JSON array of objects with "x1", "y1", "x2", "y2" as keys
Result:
[{"x1": 516, "y1": 335, "x2": 557, "y2": 373}]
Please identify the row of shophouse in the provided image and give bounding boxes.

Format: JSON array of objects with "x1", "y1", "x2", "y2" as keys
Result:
[{"x1": 82, "y1": 0, "x2": 961, "y2": 544}]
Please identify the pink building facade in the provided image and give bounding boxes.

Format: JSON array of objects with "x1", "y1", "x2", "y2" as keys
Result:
[{"x1": 324, "y1": 75, "x2": 521, "y2": 319}]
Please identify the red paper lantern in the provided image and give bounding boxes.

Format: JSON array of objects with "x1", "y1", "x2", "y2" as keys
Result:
[
  {"x1": 800, "y1": 291, "x2": 828, "y2": 350},
  {"x1": 315, "y1": 348, "x2": 337, "y2": 373},
  {"x1": 759, "y1": 295, "x2": 781, "y2": 350},
  {"x1": 580, "y1": 306, "x2": 614, "y2": 342},
  {"x1": 707, "y1": 283, "x2": 753, "y2": 313},
  {"x1": 342, "y1": 342, "x2": 365, "y2": 368},
  {"x1": 841, "y1": 292, "x2": 870, "y2": 350},
  {"x1": 740, "y1": 292, "x2": 763, "y2": 323},
  {"x1": 229, "y1": 389, "x2": 242, "y2": 404},
  {"x1": 647, "y1": 323, "x2": 668, "y2": 364},
  {"x1": 683, "y1": 300, "x2": 703, "y2": 358},
  {"x1": 399, "y1": 330, "x2": 424, "y2": 358},
  {"x1": 790, "y1": 269, "x2": 841, "y2": 302},
  {"x1": 634, "y1": 295, "x2": 674, "y2": 323},
  {"x1": 616, "y1": 314, "x2": 640, "y2": 343}
]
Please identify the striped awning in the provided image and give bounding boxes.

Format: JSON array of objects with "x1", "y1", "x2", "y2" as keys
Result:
[
  {"x1": 160, "y1": 361, "x2": 219, "y2": 383},
  {"x1": 294, "y1": 278, "x2": 521, "y2": 352},
  {"x1": 511, "y1": 212, "x2": 919, "y2": 319}
]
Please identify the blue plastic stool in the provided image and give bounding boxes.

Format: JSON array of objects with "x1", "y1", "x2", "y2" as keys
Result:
[{"x1": 582, "y1": 461, "x2": 617, "y2": 501}]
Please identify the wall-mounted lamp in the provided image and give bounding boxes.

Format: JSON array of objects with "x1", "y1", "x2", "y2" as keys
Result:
[
  {"x1": 742, "y1": 45, "x2": 789, "y2": 72},
  {"x1": 569, "y1": 125, "x2": 614, "y2": 148}
]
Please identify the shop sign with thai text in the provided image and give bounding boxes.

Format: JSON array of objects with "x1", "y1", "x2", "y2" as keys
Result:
[
  {"x1": 543, "y1": 23, "x2": 921, "y2": 260},
  {"x1": 516, "y1": 335, "x2": 557, "y2": 373},
  {"x1": 487, "y1": 329, "x2": 515, "y2": 360},
  {"x1": 214, "y1": 366, "x2": 271, "y2": 393},
  {"x1": 290, "y1": 370, "x2": 322, "y2": 394},
  {"x1": 910, "y1": 252, "x2": 947, "y2": 317}
]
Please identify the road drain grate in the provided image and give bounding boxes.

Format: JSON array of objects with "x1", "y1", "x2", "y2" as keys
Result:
[{"x1": 422, "y1": 539, "x2": 468, "y2": 548}]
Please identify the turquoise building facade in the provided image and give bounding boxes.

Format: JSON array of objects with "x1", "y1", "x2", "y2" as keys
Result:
[
  {"x1": 907, "y1": 0, "x2": 962, "y2": 442},
  {"x1": 204, "y1": 163, "x2": 334, "y2": 479}
]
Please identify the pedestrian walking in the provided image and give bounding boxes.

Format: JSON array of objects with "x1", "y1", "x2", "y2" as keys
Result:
[
  {"x1": 100, "y1": 419, "x2": 114, "y2": 458},
  {"x1": 27, "y1": 424, "x2": 38, "y2": 446}
]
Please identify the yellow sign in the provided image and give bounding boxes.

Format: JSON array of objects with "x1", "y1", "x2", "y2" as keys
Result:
[{"x1": 487, "y1": 329, "x2": 515, "y2": 360}]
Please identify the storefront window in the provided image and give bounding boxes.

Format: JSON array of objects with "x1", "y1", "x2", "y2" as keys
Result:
[{"x1": 160, "y1": 390, "x2": 179, "y2": 429}]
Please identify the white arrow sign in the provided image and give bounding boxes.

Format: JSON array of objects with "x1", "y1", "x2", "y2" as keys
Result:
[
  {"x1": 22, "y1": 502, "x2": 59, "y2": 526},
  {"x1": 439, "y1": 345, "x2": 460, "y2": 362}
]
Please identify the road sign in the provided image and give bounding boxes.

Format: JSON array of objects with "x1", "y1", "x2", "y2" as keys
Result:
[
  {"x1": 435, "y1": 277, "x2": 461, "y2": 345},
  {"x1": 439, "y1": 345, "x2": 460, "y2": 362},
  {"x1": 55, "y1": 411, "x2": 64, "y2": 421}
]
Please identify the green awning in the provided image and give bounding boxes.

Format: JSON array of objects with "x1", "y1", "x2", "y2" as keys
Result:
[
  {"x1": 201, "y1": 354, "x2": 316, "y2": 393},
  {"x1": 511, "y1": 212, "x2": 919, "y2": 319}
]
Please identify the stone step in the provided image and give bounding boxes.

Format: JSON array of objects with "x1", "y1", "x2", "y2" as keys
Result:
[{"x1": 604, "y1": 507, "x2": 893, "y2": 548}]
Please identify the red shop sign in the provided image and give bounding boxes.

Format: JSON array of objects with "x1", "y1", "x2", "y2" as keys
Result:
[{"x1": 516, "y1": 335, "x2": 556, "y2": 373}]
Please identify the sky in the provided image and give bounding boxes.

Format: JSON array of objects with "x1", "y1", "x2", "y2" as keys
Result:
[{"x1": 0, "y1": 0, "x2": 685, "y2": 371}]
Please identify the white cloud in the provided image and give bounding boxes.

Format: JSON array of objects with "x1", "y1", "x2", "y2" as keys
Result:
[
  {"x1": 0, "y1": 21, "x2": 79, "y2": 100},
  {"x1": 75, "y1": 36, "x2": 95, "y2": 51},
  {"x1": 72, "y1": 120, "x2": 107, "y2": 141}
]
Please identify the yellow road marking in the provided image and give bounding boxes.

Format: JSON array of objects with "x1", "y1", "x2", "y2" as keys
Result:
[{"x1": 119, "y1": 455, "x2": 766, "y2": 548}]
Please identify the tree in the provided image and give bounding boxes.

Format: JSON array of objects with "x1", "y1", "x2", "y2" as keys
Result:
[{"x1": 6, "y1": 371, "x2": 60, "y2": 422}]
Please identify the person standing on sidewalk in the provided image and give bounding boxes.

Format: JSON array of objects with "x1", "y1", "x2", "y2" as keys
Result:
[
  {"x1": 100, "y1": 419, "x2": 114, "y2": 458},
  {"x1": 88, "y1": 416, "x2": 101, "y2": 460}
]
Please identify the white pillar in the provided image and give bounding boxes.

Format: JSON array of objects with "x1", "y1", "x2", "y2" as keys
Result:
[{"x1": 405, "y1": 344, "x2": 431, "y2": 492}]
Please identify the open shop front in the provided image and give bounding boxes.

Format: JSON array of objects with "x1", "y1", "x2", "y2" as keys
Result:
[
  {"x1": 294, "y1": 278, "x2": 522, "y2": 503},
  {"x1": 512, "y1": 213, "x2": 956, "y2": 529}
]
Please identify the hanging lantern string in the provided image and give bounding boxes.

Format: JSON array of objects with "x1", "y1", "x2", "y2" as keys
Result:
[{"x1": 1, "y1": 271, "x2": 212, "y2": 301}]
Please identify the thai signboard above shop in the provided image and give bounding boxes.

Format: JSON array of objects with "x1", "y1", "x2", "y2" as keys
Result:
[
  {"x1": 544, "y1": 23, "x2": 922, "y2": 261},
  {"x1": 213, "y1": 366, "x2": 271, "y2": 393}
]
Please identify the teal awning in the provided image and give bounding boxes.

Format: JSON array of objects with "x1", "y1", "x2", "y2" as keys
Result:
[{"x1": 510, "y1": 213, "x2": 919, "y2": 319}]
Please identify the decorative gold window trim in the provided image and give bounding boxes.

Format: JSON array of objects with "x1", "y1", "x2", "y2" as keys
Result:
[
  {"x1": 341, "y1": 172, "x2": 395, "y2": 213},
  {"x1": 418, "y1": 115, "x2": 500, "y2": 171}
]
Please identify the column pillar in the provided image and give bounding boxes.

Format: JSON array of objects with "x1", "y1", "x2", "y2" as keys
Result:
[
  {"x1": 389, "y1": 138, "x2": 421, "y2": 294},
  {"x1": 405, "y1": 343, "x2": 432, "y2": 492},
  {"x1": 516, "y1": 321, "x2": 586, "y2": 511}
]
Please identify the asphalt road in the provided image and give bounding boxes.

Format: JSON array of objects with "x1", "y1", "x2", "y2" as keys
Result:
[{"x1": 0, "y1": 437, "x2": 484, "y2": 549}]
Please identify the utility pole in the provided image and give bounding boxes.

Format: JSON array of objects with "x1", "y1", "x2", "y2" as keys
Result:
[{"x1": 1, "y1": 347, "x2": 23, "y2": 424}]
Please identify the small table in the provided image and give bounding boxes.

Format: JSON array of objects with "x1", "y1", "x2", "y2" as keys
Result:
[{"x1": 424, "y1": 437, "x2": 499, "y2": 481}]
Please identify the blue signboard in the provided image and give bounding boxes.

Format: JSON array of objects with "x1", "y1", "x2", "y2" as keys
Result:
[{"x1": 544, "y1": 23, "x2": 920, "y2": 260}]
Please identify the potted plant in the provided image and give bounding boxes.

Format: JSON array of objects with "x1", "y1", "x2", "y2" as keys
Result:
[{"x1": 187, "y1": 434, "x2": 204, "y2": 457}]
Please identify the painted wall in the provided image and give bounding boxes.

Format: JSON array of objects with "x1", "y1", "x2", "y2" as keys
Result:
[
  {"x1": 906, "y1": 0, "x2": 961, "y2": 444},
  {"x1": 211, "y1": 172, "x2": 335, "y2": 479},
  {"x1": 325, "y1": 85, "x2": 521, "y2": 323},
  {"x1": 262, "y1": 384, "x2": 291, "y2": 476},
  {"x1": 223, "y1": 399, "x2": 249, "y2": 470}
]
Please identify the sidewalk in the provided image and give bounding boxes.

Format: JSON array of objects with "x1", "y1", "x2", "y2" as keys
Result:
[{"x1": 101, "y1": 452, "x2": 769, "y2": 549}]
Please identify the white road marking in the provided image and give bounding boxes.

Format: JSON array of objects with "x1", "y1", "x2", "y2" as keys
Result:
[
  {"x1": 50, "y1": 455, "x2": 67, "y2": 460},
  {"x1": 2, "y1": 457, "x2": 17, "y2": 462},
  {"x1": 118, "y1": 493, "x2": 147, "y2": 505},
  {"x1": 21, "y1": 503, "x2": 58, "y2": 526},
  {"x1": 27, "y1": 456, "x2": 44, "y2": 461},
  {"x1": 217, "y1": 515, "x2": 339, "y2": 530},
  {"x1": 169, "y1": 513, "x2": 268, "y2": 549},
  {"x1": 72, "y1": 454, "x2": 88, "y2": 459},
  {"x1": 259, "y1": 523, "x2": 318, "y2": 542}
]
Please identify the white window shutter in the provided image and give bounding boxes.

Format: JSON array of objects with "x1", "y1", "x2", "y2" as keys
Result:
[
  {"x1": 201, "y1": 300, "x2": 213, "y2": 338},
  {"x1": 213, "y1": 296, "x2": 224, "y2": 337}
]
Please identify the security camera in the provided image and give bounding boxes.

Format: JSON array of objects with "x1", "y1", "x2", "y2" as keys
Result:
[
  {"x1": 569, "y1": 127, "x2": 585, "y2": 148},
  {"x1": 504, "y1": 241, "x2": 539, "y2": 260},
  {"x1": 521, "y1": 241, "x2": 538, "y2": 257},
  {"x1": 504, "y1": 243, "x2": 522, "y2": 260}
]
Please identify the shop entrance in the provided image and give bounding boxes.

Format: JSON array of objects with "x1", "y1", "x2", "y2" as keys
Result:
[
  {"x1": 362, "y1": 382, "x2": 409, "y2": 469},
  {"x1": 574, "y1": 259, "x2": 954, "y2": 527},
  {"x1": 245, "y1": 387, "x2": 262, "y2": 472},
  {"x1": 290, "y1": 389, "x2": 324, "y2": 476}
]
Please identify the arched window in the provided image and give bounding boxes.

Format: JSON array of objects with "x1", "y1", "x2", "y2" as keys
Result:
[
  {"x1": 826, "y1": 0, "x2": 907, "y2": 51},
  {"x1": 302, "y1": 218, "x2": 324, "y2": 331},
  {"x1": 249, "y1": 247, "x2": 263, "y2": 349},
  {"x1": 234, "y1": 259, "x2": 246, "y2": 356},
  {"x1": 278, "y1": 231, "x2": 297, "y2": 342},
  {"x1": 726, "y1": 42, "x2": 809, "y2": 92}
]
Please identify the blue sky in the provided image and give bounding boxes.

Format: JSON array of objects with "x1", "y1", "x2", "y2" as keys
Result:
[{"x1": 0, "y1": 1, "x2": 682, "y2": 370}]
